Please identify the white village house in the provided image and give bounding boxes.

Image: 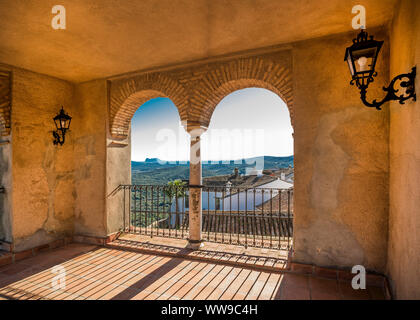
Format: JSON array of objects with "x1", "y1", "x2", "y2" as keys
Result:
[{"x1": 169, "y1": 168, "x2": 293, "y2": 227}]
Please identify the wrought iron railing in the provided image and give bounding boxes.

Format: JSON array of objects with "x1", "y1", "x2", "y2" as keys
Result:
[
  {"x1": 118, "y1": 184, "x2": 293, "y2": 250},
  {"x1": 119, "y1": 184, "x2": 190, "y2": 239},
  {"x1": 202, "y1": 186, "x2": 293, "y2": 250}
]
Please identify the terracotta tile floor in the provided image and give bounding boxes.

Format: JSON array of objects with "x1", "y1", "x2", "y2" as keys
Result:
[
  {"x1": 0, "y1": 243, "x2": 385, "y2": 300},
  {"x1": 119, "y1": 233, "x2": 290, "y2": 259},
  {"x1": 107, "y1": 234, "x2": 288, "y2": 272}
]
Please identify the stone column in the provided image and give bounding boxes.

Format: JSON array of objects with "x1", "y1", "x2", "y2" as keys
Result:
[{"x1": 186, "y1": 122, "x2": 207, "y2": 249}]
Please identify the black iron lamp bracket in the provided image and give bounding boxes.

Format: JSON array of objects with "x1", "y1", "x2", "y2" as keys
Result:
[
  {"x1": 53, "y1": 130, "x2": 66, "y2": 145},
  {"x1": 351, "y1": 66, "x2": 416, "y2": 110},
  {"x1": 52, "y1": 106, "x2": 71, "y2": 146}
]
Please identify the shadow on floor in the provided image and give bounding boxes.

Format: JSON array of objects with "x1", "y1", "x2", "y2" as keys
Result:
[{"x1": 0, "y1": 243, "x2": 385, "y2": 300}]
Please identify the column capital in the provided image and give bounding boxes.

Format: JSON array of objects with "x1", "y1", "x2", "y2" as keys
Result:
[{"x1": 182, "y1": 120, "x2": 208, "y2": 136}]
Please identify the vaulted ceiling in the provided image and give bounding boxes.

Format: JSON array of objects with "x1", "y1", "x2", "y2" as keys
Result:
[{"x1": 0, "y1": 0, "x2": 397, "y2": 82}]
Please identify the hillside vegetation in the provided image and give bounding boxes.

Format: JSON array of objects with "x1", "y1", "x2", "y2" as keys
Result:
[{"x1": 132, "y1": 156, "x2": 293, "y2": 185}]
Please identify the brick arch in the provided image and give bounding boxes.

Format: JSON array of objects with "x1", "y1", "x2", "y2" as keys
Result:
[
  {"x1": 0, "y1": 70, "x2": 11, "y2": 136},
  {"x1": 109, "y1": 53, "x2": 293, "y2": 137},
  {"x1": 190, "y1": 57, "x2": 293, "y2": 128},
  {"x1": 109, "y1": 74, "x2": 188, "y2": 139}
]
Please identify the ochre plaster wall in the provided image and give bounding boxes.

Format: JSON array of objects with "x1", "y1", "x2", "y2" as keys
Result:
[
  {"x1": 0, "y1": 0, "x2": 397, "y2": 83},
  {"x1": 0, "y1": 134, "x2": 12, "y2": 243},
  {"x1": 10, "y1": 67, "x2": 75, "y2": 252},
  {"x1": 73, "y1": 80, "x2": 108, "y2": 238},
  {"x1": 106, "y1": 127, "x2": 131, "y2": 235},
  {"x1": 73, "y1": 79, "x2": 131, "y2": 237},
  {"x1": 387, "y1": 0, "x2": 420, "y2": 299},
  {"x1": 0, "y1": 69, "x2": 12, "y2": 243},
  {"x1": 292, "y1": 29, "x2": 390, "y2": 273},
  {"x1": 0, "y1": 69, "x2": 110, "y2": 248}
]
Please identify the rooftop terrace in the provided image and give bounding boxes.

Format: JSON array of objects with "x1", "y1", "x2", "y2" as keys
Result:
[{"x1": 0, "y1": 241, "x2": 386, "y2": 300}]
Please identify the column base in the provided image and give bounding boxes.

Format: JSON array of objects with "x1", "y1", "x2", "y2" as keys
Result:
[{"x1": 186, "y1": 240, "x2": 204, "y2": 250}]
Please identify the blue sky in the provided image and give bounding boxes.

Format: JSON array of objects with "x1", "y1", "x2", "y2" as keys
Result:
[{"x1": 131, "y1": 88, "x2": 293, "y2": 162}]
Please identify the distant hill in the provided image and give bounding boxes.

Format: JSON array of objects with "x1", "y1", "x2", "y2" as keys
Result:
[{"x1": 132, "y1": 156, "x2": 293, "y2": 185}]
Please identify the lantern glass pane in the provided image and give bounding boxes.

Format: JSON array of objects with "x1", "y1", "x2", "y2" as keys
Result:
[
  {"x1": 54, "y1": 118, "x2": 61, "y2": 130},
  {"x1": 352, "y1": 47, "x2": 377, "y2": 74},
  {"x1": 347, "y1": 54, "x2": 355, "y2": 76}
]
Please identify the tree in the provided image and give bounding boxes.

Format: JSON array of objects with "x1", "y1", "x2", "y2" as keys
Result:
[{"x1": 164, "y1": 180, "x2": 187, "y2": 228}]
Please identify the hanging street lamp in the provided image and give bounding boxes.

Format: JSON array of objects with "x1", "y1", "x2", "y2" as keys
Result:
[
  {"x1": 52, "y1": 106, "x2": 72, "y2": 145},
  {"x1": 345, "y1": 29, "x2": 416, "y2": 110}
]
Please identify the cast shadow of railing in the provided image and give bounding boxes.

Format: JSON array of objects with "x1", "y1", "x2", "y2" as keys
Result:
[
  {"x1": 0, "y1": 244, "x2": 103, "y2": 300},
  {"x1": 110, "y1": 238, "x2": 289, "y2": 271}
]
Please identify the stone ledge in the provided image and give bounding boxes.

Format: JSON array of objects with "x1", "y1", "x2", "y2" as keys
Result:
[
  {"x1": 0, "y1": 241, "x2": 13, "y2": 252},
  {"x1": 290, "y1": 262, "x2": 389, "y2": 290},
  {"x1": 73, "y1": 231, "x2": 122, "y2": 246},
  {"x1": 0, "y1": 237, "x2": 73, "y2": 268},
  {"x1": 0, "y1": 252, "x2": 12, "y2": 267}
]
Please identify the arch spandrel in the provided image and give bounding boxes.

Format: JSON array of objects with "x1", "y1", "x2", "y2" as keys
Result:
[
  {"x1": 108, "y1": 49, "x2": 293, "y2": 138},
  {"x1": 109, "y1": 74, "x2": 189, "y2": 139}
]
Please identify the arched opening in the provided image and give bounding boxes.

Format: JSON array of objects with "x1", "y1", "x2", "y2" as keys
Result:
[
  {"x1": 200, "y1": 87, "x2": 294, "y2": 250},
  {"x1": 106, "y1": 58, "x2": 295, "y2": 251},
  {"x1": 131, "y1": 97, "x2": 189, "y2": 185},
  {"x1": 107, "y1": 92, "x2": 189, "y2": 237},
  {"x1": 124, "y1": 97, "x2": 191, "y2": 234},
  {"x1": 203, "y1": 87, "x2": 293, "y2": 163},
  {"x1": 127, "y1": 97, "x2": 191, "y2": 232},
  {"x1": 198, "y1": 77, "x2": 294, "y2": 129}
]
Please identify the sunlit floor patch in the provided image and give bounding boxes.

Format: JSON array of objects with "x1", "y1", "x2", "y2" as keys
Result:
[{"x1": 0, "y1": 243, "x2": 385, "y2": 300}]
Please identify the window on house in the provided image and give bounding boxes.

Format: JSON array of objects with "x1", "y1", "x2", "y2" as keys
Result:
[{"x1": 215, "y1": 198, "x2": 221, "y2": 210}]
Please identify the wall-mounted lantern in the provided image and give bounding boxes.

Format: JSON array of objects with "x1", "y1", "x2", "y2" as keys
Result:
[
  {"x1": 52, "y1": 106, "x2": 72, "y2": 145},
  {"x1": 345, "y1": 29, "x2": 416, "y2": 110}
]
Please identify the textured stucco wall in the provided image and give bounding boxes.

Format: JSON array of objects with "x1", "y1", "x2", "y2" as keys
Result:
[
  {"x1": 10, "y1": 67, "x2": 75, "y2": 252},
  {"x1": 0, "y1": 68, "x2": 12, "y2": 243},
  {"x1": 387, "y1": 0, "x2": 420, "y2": 299},
  {"x1": 292, "y1": 29, "x2": 390, "y2": 273},
  {"x1": 106, "y1": 133, "x2": 131, "y2": 235},
  {"x1": 0, "y1": 139, "x2": 12, "y2": 243},
  {"x1": 0, "y1": 0, "x2": 398, "y2": 82},
  {"x1": 74, "y1": 79, "x2": 129, "y2": 237},
  {"x1": 73, "y1": 79, "x2": 133, "y2": 236},
  {"x1": 73, "y1": 80, "x2": 108, "y2": 237}
]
